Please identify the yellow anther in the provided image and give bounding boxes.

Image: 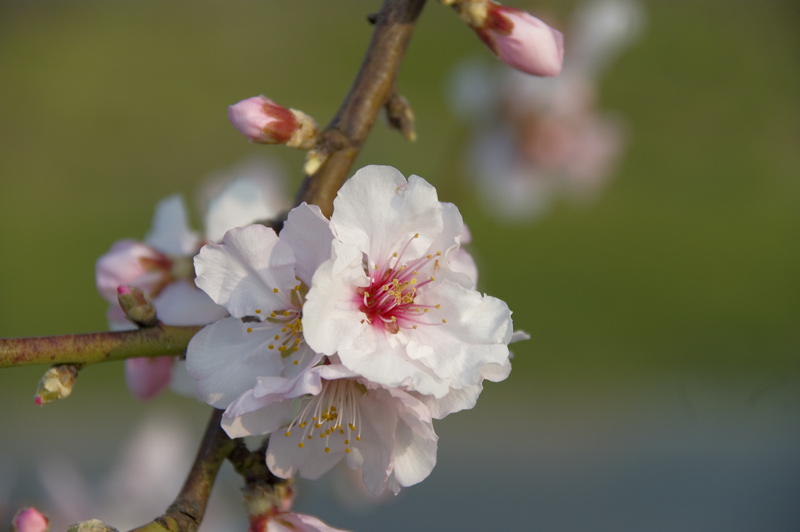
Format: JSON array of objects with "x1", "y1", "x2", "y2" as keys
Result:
[
  {"x1": 294, "y1": 285, "x2": 300, "y2": 291},
  {"x1": 345, "y1": 448, "x2": 351, "y2": 454},
  {"x1": 430, "y1": 276, "x2": 435, "y2": 281},
  {"x1": 414, "y1": 233, "x2": 419, "y2": 238},
  {"x1": 424, "y1": 309, "x2": 429, "y2": 313},
  {"x1": 393, "y1": 252, "x2": 398, "y2": 257},
  {"x1": 282, "y1": 328, "x2": 287, "y2": 332},
  {"x1": 356, "y1": 435, "x2": 361, "y2": 441},
  {"x1": 442, "y1": 319, "x2": 447, "y2": 323},
  {"x1": 413, "y1": 325, "x2": 418, "y2": 329},
  {"x1": 410, "y1": 278, "x2": 417, "y2": 285},
  {"x1": 293, "y1": 360, "x2": 299, "y2": 365},
  {"x1": 285, "y1": 431, "x2": 291, "y2": 437},
  {"x1": 284, "y1": 311, "x2": 291, "y2": 316},
  {"x1": 299, "y1": 422, "x2": 307, "y2": 428},
  {"x1": 247, "y1": 328, "x2": 253, "y2": 333},
  {"x1": 320, "y1": 433, "x2": 325, "y2": 438},
  {"x1": 312, "y1": 416, "x2": 318, "y2": 421},
  {"x1": 427, "y1": 254, "x2": 433, "y2": 259},
  {"x1": 270, "y1": 312, "x2": 276, "y2": 318},
  {"x1": 436, "y1": 251, "x2": 441, "y2": 256},
  {"x1": 344, "y1": 439, "x2": 350, "y2": 445},
  {"x1": 435, "y1": 304, "x2": 441, "y2": 309},
  {"x1": 349, "y1": 423, "x2": 356, "y2": 430},
  {"x1": 298, "y1": 442, "x2": 304, "y2": 448},
  {"x1": 274, "y1": 335, "x2": 280, "y2": 340},
  {"x1": 315, "y1": 423, "x2": 322, "y2": 429},
  {"x1": 325, "y1": 447, "x2": 330, "y2": 453},
  {"x1": 278, "y1": 346, "x2": 286, "y2": 352},
  {"x1": 255, "y1": 309, "x2": 261, "y2": 314},
  {"x1": 273, "y1": 288, "x2": 279, "y2": 293},
  {"x1": 374, "y1": 264, "x2": 379, "y2": 270},
  {"x1": 268, "y1": 344, "x2": 274, "y2": 350},
  {"x1": 307, "y1": 434, "x2": 312, "y2": 440}
]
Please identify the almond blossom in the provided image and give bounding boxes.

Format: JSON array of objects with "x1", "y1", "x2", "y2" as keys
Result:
[
  {"x1": 222, "y1": 363, "x2": 438, "y2": 497},
  {"x1": 302, "y1": 165, "x2": 515, "y2": 404},
  {"x1": 96, "y1": 164, "x2": 288, "y2": 399},
  {"x1": 186, "y1": 203, "x2": 332, "y2": 415}
]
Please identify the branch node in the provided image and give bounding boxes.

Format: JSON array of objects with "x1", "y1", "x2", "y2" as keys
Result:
[{"x1": 385, "y1": 91, "x2": 417, "y2": 142}]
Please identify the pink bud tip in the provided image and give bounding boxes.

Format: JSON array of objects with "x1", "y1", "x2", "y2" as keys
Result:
[
  {"x1": 35, "y1": 396, "x2": 43, "y2": 406},
  {"x1": 477, "y1": 3, "x2": 564, "y2": 77},
  {"x1": 117, "y1": 285, "x2": 132, "y2": 295},
  {"x1": 228, "y1": 96, "x2": 299, "y2": 144},
  {"x1": 13, "y1": 507, "x2": 49, "y2": 532}
]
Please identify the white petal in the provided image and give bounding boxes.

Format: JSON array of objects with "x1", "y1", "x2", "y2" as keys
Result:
[
  {"x1": 267, "y1": 426, "x2": 344, "y2": 481},
  {"x1": 274, "y1": 513, "x2": 351, "y2": 532},
  {"x1": 302, "y1": 241, "x2": 368, "y2": 356},
  {"x1": 407, "y1": 280, "x2": 513, "y2": 390},
  {"x1": 194, "y1": 224, "x2": 297, "y2": 318},
  {"x1": 337, "y1": 328, "x2": 449, "y2": 398},
  {"x1": 186, "y1": 317, "x2": 284, "y2": 409},
  {"x1": 384, "y1": 388, "x2": 437, "y2": 490},
  {"x1": 351, "y1": 388, "x2": 398, "y2": 496},
  {"x1": 279, "y1": 203, "x2": 334, "y2": 287},
  {"x1": 221, "y1": 397, "x2": 293, "y2": 438},
  {"x1": 152, "y1": 280, "x2": 228, "y2": 326},
  {"x1": 145, "y1": 195, "x2": 200, "y2": 255},
  {"x1": 331, "y1": 166, "x2": 443, "y2": 262},
  {"x1": 204, "y1": 169, "x2": 289, "y2": 243}
]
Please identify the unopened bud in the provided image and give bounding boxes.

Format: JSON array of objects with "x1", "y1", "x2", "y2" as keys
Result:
[
  {"x1": 453, "y1": 0, "x2": 564, "y2": 76},
  {"x1": 35, "y1": 364, "x2": 80, "y2": 405},
  {"x1": 66, "y1": 520, "x2": 119, "y2": 532},
  {"x1": 117, "y1": 285, "x2": 158, "y2": 328},
  {"x1": 244, "y1": 482, "x2": 295, "y2": 532},
  {"x1": 228, "y1": 96, "x2": 318, "y2": 149},
  {"x1": 12, "y1": 507, "x2": 50, "y2": 532}
]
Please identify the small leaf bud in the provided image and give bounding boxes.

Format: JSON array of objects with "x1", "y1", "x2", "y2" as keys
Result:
[
  {"x1": 116, "y1": 285, "x2": 158, "y2": 328},
  {"x1": 66, "y1": 520, "x2": 119, "y2": 532},
  {"x1": 35, "y1": 364, "x2": 80, "y2": 405}
]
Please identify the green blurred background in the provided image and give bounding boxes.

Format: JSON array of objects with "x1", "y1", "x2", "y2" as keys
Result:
[{"x1": 1, "y1": 1, "x2": 798, "y2": 530}]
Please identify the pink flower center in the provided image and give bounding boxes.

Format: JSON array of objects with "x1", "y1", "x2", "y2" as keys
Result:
[{"x1": 358, "y1": 234, "x2": 444, "y2": 334}]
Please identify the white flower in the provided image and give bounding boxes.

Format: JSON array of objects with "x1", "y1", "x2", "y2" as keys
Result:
[
  {"x1": 302, "y1": 165, "x2": 514, "y2": 404},
  {"x1": 186, "y1": 203, "x2": 333, "y2": 412},
  {"x1": 221, "y1": 363, "x2": 437, "y2": 497},
  {"x1": 96, "y1": 166, "x2": 287, "y2": 399}
]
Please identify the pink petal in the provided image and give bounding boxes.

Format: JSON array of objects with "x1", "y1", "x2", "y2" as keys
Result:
[{"x1": 125, "y1": 357, "x2": 175, "y2": 401}]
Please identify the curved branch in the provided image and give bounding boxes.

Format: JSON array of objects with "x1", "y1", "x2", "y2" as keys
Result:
[
  {"x1": 295, "y1": 0, "x2": 428, "y2": 216},
  {"x1": 0, "y1": 324, "x2": 202, "y2": 368},
  {"x1": 129, "y1": 410, "x2": 236, "y2": 532}
]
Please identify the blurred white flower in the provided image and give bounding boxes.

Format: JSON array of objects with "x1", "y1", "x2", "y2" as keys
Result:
[{"x1": 95, "y1": 160, "x2": 289, "y2": 399}]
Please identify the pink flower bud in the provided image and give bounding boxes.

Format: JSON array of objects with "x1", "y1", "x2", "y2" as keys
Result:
[
  {"x1": 12, "y1": 507, "x2": 50, "y2": 532},
  {"x1": 228, "y1": 96, "x2": 318, "y2": 149},
  {"x1": 475, "y1": 3, "x2": 564, "y2": 77},
  {"x1": 125, "y1": 356, "x2": 175, "y2": 400},
  {"x1": 116, "y1": 285, "x2": 158, "y2": 327}
]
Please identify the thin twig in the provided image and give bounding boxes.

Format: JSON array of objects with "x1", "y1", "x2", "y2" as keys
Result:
[
  {"x1": 295, "y1": 0, "x2": 428, "y2": 216},
  {"x1": 128, "y1": 410, "x2": 236, "y2": 532},
  {"x1": 0, "y1": 324, "x2": 202, "y2": 368}
]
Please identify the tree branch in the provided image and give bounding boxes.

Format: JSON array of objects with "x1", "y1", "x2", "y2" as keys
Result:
[
  {"x1": 128, "y1": 410, "x2": 236, "y2": 532},
  {"x1": 0, "y1": 324, "x2": 202, "y2": 369},
  {"x1": 295, "y1": 0, "x2": 428, "y2": 215}
]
